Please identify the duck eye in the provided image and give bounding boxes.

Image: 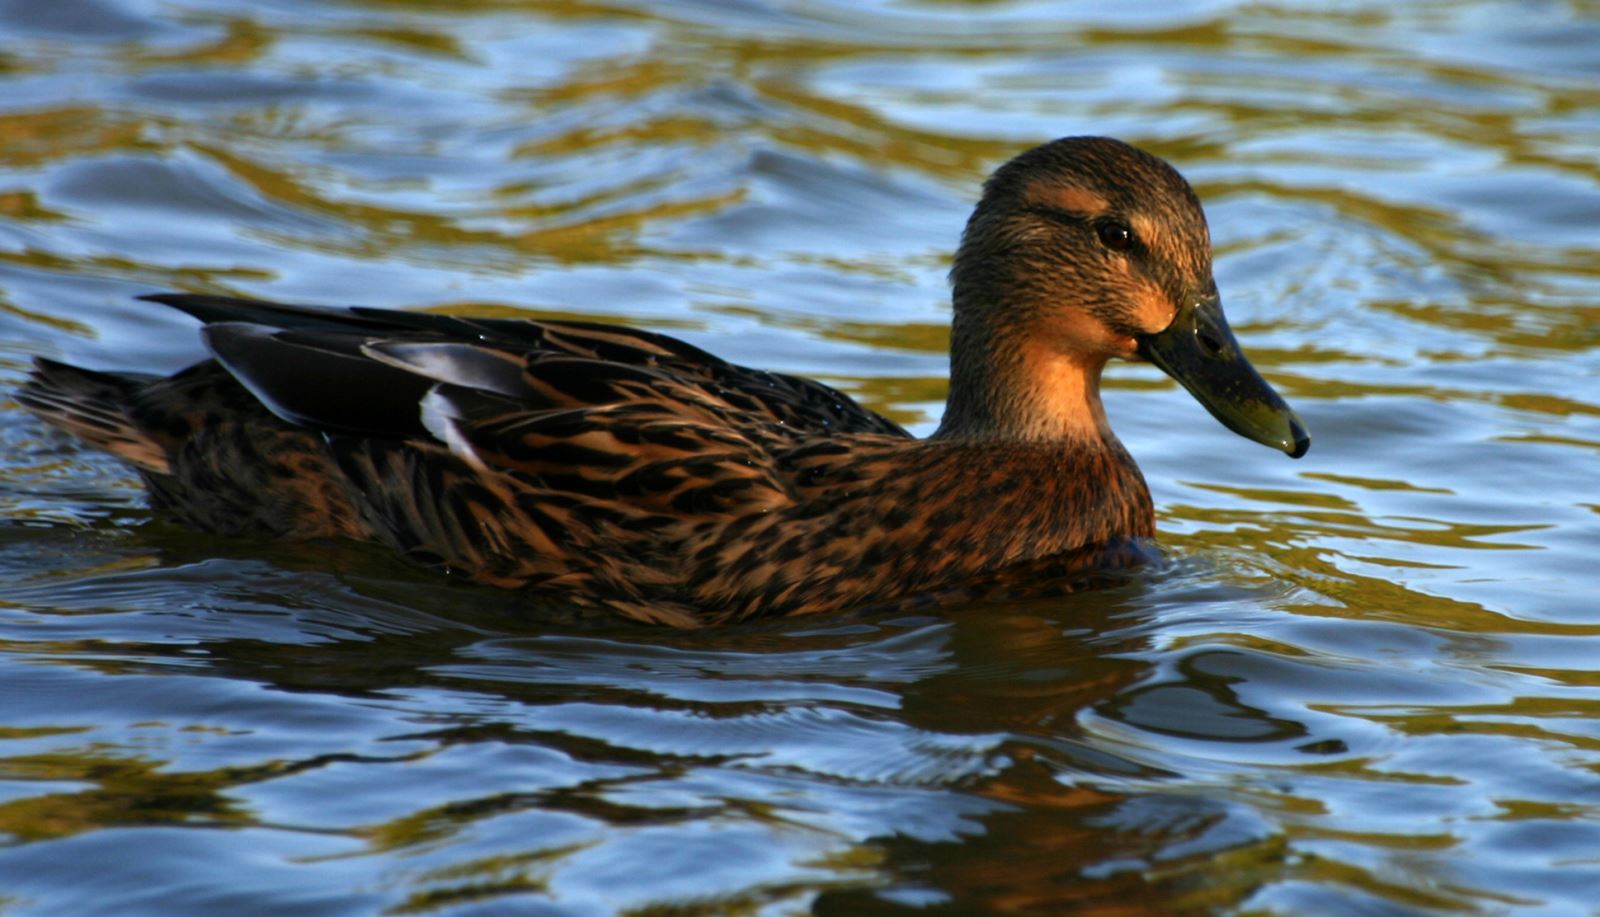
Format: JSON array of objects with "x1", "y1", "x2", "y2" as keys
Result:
[{"x1": 1096, "y1": 221, "x2": 1134, "y2": 252}]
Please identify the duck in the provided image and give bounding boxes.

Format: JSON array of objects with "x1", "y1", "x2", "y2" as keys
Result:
[{"x1": 18, "y1": 136, "x2": 1308, "y2": 627}]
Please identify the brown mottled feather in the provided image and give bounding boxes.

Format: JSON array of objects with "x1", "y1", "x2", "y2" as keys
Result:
[{"x1": 15, "y1": 136, "x2": 1287, "y2": 626}]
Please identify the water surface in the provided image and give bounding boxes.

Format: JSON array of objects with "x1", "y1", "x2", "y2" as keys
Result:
[{"x1": 1, "y1": 0, "x2": 1598, "y2": 912}]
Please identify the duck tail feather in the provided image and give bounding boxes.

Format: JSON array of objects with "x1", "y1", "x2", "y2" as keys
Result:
[{"x1": 16, "y1": 358, "x2": 171, "y2": 473}]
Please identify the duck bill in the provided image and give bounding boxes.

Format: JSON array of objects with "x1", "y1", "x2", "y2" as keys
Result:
[{"x1": 1135, "y1": 294, "x2": 1310, "y2": 458}]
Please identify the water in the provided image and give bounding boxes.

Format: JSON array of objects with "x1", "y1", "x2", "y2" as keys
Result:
[{"x1": 0, "y1": 0, "x2": 1597, "y2": 912}]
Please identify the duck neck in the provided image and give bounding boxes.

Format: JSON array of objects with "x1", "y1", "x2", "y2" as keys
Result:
[{"x1": 933, "y1": 307, "x2": 1116, "y2": 446}]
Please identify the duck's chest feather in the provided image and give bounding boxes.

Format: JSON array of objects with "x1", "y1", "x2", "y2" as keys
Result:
[{"x1": 680, "y1": 438, "x2": 1155, "y2": 619}]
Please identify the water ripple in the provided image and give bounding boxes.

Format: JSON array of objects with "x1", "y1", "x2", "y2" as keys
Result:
[{"x1": 0, "y1": 0, "x2": 1597, "y2": 911}]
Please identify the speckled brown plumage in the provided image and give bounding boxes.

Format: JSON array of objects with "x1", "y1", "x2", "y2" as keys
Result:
[{"x1": 17, "y1": 136, "x2": 1307, "y2": 626}]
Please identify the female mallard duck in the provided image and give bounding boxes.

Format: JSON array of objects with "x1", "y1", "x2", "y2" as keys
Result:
[{"x1": 19, "y1": 137, "x2": 1307, "y2": 626}]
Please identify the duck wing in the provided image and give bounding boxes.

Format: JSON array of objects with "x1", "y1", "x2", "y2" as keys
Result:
[{"x1": 144, "y1": 294, "x2": 908, "y2": 439}]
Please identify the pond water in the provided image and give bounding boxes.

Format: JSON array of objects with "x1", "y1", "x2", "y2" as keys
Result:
[{"x1": 1, "y1": 0, "x2": 1598, "y2": 912}]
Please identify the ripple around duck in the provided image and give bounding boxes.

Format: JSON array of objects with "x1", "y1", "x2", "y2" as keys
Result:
[{"x1": 439, "y1": 623, "x2": 954, "y2": 697}]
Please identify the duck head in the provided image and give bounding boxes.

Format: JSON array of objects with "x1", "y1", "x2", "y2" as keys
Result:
[{"x1": 938, "y1": 136, "x2": 1308, "y2": 458}]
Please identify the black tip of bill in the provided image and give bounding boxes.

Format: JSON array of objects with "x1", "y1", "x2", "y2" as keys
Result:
[{"x1": 1288, "y1": 417, "x2": 1311, "y2": 459}]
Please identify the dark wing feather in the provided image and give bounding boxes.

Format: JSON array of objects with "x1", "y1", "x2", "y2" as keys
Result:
[
  {"x1": 201, "y1": 323, "x2": 434, "y2": 436},
  {"x1": 142, "y1": 293, "x2": 405, "y2": 333},
  {"x1": 143, "y1": 292, "x2": 520, "y2": 340}
]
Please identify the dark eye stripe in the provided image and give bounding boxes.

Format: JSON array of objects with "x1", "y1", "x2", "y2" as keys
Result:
[{"x1": 1024, "y1": 207, "x2": 1142, "y2": 256}]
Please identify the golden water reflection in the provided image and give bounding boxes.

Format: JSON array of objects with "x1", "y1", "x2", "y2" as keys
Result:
[{"x1": 0, "y1": 0, "x2": 1597, "y2": 912}]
